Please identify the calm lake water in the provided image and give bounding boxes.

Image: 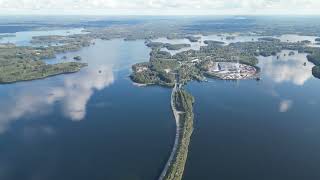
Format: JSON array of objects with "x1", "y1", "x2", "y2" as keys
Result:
[
  {"x1": 0, "y1": 28, "x2": 86, "y2": 46},
  {"x1": 1, "y1": 30, "x2": 320, "y2": 180},
  {"x1": 0, "y1": 39, "x2": 175, "y2": 180},
  {"x1": 184, "y1": 50, "x2": 320, "y2": 180}
]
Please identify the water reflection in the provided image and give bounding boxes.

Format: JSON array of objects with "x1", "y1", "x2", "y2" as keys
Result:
[
  {"x1": 258, "y1": 50, "x2": 313, "y2": 86},
  {"x1": 50, "y1": 66, "x2": 114, "y2": 121},
  {"x1": 0, "y1": 38, "x2": 150, "y2": 133},
  {"x1": 278, "y1": 34, "x2": 318, "y2": 43},
  {"x1": 0, "y1": 28, "x2": 86, "y2": 46},
  {"x1": 279, "y1": 99, "x2": 293, "y2": 113},
  {"x1": 0, "y1": 66, "x2": 114, "y2": 133},
  {"x1": 153, "y1": 34, "x2": 320, "y2": 55}
]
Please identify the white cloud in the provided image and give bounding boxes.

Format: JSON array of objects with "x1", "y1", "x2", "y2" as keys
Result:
[{"x1": 0, "y1": 0, "x2": 320, "y2": 15}]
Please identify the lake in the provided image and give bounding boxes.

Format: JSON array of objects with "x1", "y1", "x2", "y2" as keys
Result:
[
  {"x1": 1, "y1": 31, "x2": 320, "y2": 180},
  {"x1": 0, "y1": 28, "x2": 86, "y2": 46},
  {"x1": 0, "y1": 39, "x2": 175, "y2": 180},
  {"x1": 184, "y1": 50, "x2": 320, "y2": 180}
]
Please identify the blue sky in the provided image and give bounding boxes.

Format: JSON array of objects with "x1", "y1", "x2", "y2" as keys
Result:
[{"x1": 0, "y1": 0, "x2": 319, "y2": 15}]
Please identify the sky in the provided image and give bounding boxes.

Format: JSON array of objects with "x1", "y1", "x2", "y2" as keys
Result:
[{"x1": 0, "y1": 0, "x2": 319, "y2": 15}]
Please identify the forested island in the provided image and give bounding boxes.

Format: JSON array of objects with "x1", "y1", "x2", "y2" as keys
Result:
[
  {"x1": 307, "y1": 51, "x2": 320, "y2": 79},
  {"x1": 0, "y1": 60, "x2": 86, "y2": 83},
  {"x1": 0, "y1": 34, "x2": 91, "y2": 84},
  {"x1": 146, "y1": 41, "x2": 191, "y2": 50},
  {"x1": 312, "y1": 66, "x2": 320, "y2": 79}
]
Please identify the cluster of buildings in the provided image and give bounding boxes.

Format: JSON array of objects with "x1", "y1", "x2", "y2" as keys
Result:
[{"x1": 207, "y1": 62, "x2": 257, "y2": 80}]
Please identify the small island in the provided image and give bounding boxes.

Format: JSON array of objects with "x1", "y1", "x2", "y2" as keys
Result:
[
  {"x1": 289, "y1": 51, "x2": 295, "y2": 56},
  {"x1": 307, "y1": 50, "x2": 320, "y2": 79},
  {"x1": 185, "y1": 36, "x2": 201, "y2": 42},
  {"x1": 146, "y1": 41, "x2": 191, "y2": 51},
  {"x1": 312, "y1": 66, "x2": 320, "y2": 79},
  {"x1": 258, "y1": 37, "x2": 281, "y2": 42},
  {"x1": 301, "y1": 40, "x2": 312, "y2": 44},
  {"x1": 226, "y1": 36, "x2": 236, "y2": 40},
  {"x1": 73, "y1": 55, "x2": 82, "y2": 61},
  {"x1": 203, "y1": 40, "x2": 225, "y2": 45}
]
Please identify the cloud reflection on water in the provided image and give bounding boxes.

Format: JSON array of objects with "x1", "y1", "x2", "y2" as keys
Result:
[
  {"x1": 50, "y1": 66, "x2": 114, "y2": 120},
  {"x1": 279, "y1": 99, "x2": 293, "y2": 113},
  {"x1": 0, "y1": 66, "x2": 114, "y2": 133},
  {"x1": 258, "y1": 50, "x2": 313, "y2": 86}
]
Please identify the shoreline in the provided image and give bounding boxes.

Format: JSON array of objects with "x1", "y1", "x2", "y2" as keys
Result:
[
  {"x1": 0, "y1": 67, "x2": 85, "y2": 85},
  {"x1": 159, "y1": 84, "x2": 182, "y2": 180},
  {"x1": 159, "y1": 84, "x2": 194, "y2": 180}
]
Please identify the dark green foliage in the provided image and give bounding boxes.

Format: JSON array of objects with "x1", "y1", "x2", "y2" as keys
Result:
[
  {"x1": 165, "y1": 89, "x2": 194, "y2": 180},
  {"x1": 146, "y1": 42, "x2": 164, "y2": 49},
  {"x1": 174, "y1": 89, "x2": 194, "y2": 112},
  {"x1": 130, "y1": 58, "x2": 178, "y2": 86},
  {"x1": 239, "y1": 55, "x2": 259, "y2": 66},
  {"x1": 301, "y1": 40, "x2": 311, "y2": 44},
  {"x1": 312, "y1": 66, "x2": 320, "y2": 79},
  {"x1": 230, "y1": 41, "x2": 282, "y2": 57},
  {"x1": 150, "y1": 50, "x2": 172, "y2": 59},
  {"x1": 176, "y1": 65, "x2": 203, "y2": 84},
  {"x1": 158, "y1": 71, "x2": 175, "y2": 83},
  {"x1": 130, "y1": 70, "x2": 158, "y2": 84},
  {"x1": 0, "y1": 60, "x2": 87, "y2": 83},
  {"x1": 172, "y1": 50, "x2": 196, "y2": 61},
  {"x1": 226, "y1": 36, "x2": 236, "y2": 40},
  {"x1": 307, "y1": 51, "x2": 320, "y2": 66},
  {"x1": 146, "y1": 41, "x2": 191, "y2": 50},
  {"x1": 73, "y1": 56, "x2": 82, "y2": 61},
  {"x1": 163, "y1": 43, "x2": 191, "y2": 50},
  {"x1": 185, "y1": 36, "x2": 200, "y2": 42},
  {"x1": 204, "y1": 40, "x2": 225, "y2": 45},
  {"x1": 0, "y1": 41, "x2": 89, "y2": 83},
  {"x1": 149, "y1": 59, "x2": 179, "y2": 72},
  {"x1": 258, "y1": 37, "x2": 281, "y2": 42}
]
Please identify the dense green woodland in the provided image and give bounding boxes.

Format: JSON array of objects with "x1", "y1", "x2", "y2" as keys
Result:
[
  {"x1": 146, "y1": 41, "x2": 191, "y2": 50},
  {"x1": 0, "y1": 57, "x2": 86, "y2": 83},
  {"x1": 164, "y1": 88, "x2": 194, "y2": 180},
  {"x1": 306, "y1": 49, "x2": 320, "y2": 79},
  {"x1": 312, "y1": 66, "x2": 320, "y2": 79},
  {"x1": 0, "y1": 42, "x2": 89, "y2": 83}
]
